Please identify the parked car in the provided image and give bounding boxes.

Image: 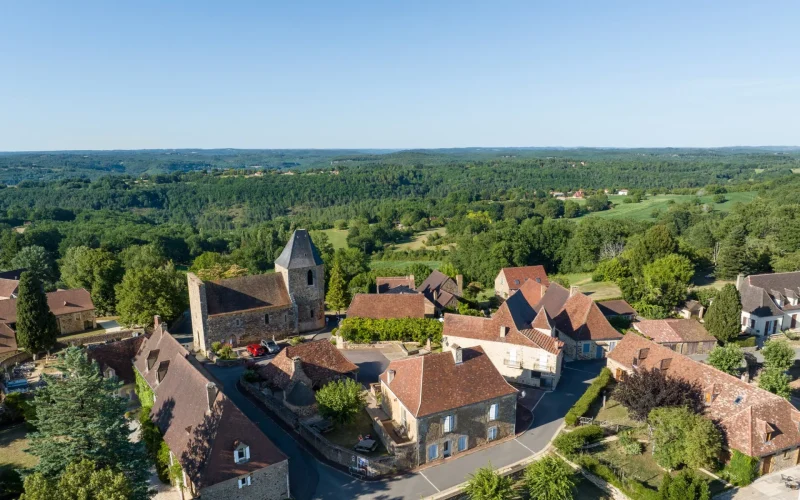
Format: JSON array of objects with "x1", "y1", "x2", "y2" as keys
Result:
[
  {"x1": 260, "y1": 339, "x2": 281, "y2": 354},
  {"x1": 246, "y1": 344, "x2": 266, "y2": 357}
]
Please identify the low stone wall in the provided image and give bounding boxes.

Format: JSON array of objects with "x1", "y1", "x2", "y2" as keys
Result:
[
  {"x1": 57, "y1": 329, "x2": 143, "y2": 349},
  {"x1": 241, "y1": 380, "x2": 300, "y2": 429},
  {"x1": 298, "y1": 422, "x2": 397, "y2": 477},
  {"x1": 0, "y1": 351, "x2": 32, "y2": 370},
  {"x1": 369, "y1": 415, "x2": 416, "y2": 470},
  {"x1": 339, "y1": 340, "x2": 406, "y2": 350}
]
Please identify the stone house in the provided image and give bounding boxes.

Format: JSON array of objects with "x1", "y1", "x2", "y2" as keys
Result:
[
  {"x1": 634, "y1": 319, "x2": 717, "y2": 355},
  {"x1": 188, "y1": 229, "x2": 325, "y2": 354},
  {"x1": 677, "y1": 300, "x2": 705, "y2": 320},
  {"x1": 376, "y1": 276, "x2": 416, "y2": 294},
  {"x1": 494, "y1": 266, "x2": 550, "y2": 299},
  {"x1": 738, "y1": 272, "x2": 800, "y2": 336},
  {"x1": 378, "y1": 346, "x2": 517, "y2": 466},
  {"x1": 0, "y1": 288, "x2": 96, "y2": 340},
  {"x1": 416, "y1": 270, "x2": 463, "y2": 312},
  {"x1": 256, "y1": 339, "x2": 358, "y2": 416},
  {"x1": 608, "y1": 334, "x2": 800, "y2": 475},
  {"x1": 86, "y1": 335, "x2": 145, "y2": 402},
  {"x1": 346, "y1": 293, "x2": 436, "y2": 319},
  {"x1": 443, "y1": 279, "x2": 564, "y2": 389},
  {"x1": 133, "y1": 321, "x2": 290, "y2": 499}
]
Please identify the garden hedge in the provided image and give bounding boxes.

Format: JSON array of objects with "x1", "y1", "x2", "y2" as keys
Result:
[
  {"x1": 553, "y1": 425, "x2": 604, "y2": 455},
  {"x1": 564, "y1": 367, "x2": 613, "y2": 426},
  {"x1": 337, "y1": 317, "x2": 442, "y2": 344}
]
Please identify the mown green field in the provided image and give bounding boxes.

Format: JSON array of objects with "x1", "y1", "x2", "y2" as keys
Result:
[
  {"x1": 369, "y1": 260, "x2": 441, "y2": 270},
  {"x1": 579, "y1": 192, "x2": 757, "y2": 221},
  {"x1": 558, "y1": 272, "x2": 622, "y2": 301},
  {"x1": 393, "y1": 227, "x2": 449, "y2": 251},
  {"x1": 318, "y1": 228, "x2": 349, "y2": 250}
]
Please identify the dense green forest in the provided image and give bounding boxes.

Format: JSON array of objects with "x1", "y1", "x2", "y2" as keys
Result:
[{"x1": 1, "y1": 147, "x2": 800, "y2": 323}]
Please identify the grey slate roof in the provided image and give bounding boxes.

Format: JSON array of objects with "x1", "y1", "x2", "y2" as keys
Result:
[
  {"x1": 739, "y1": 272, "x2": 800, "y2": 317},
  {"x1": 274, "y1": 229, "x2": 323, "y2": 269}
]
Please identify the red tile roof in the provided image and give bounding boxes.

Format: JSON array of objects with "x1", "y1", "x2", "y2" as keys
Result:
[
  {"x1": 380, "y1": 347, "x2": 517, "y2": 417},
  {"x1": 499, "y1": 266, "x2": 550, "y2": 290},
  {"x1": 0, "y1": 278, "x2": 19, "y2": 298},
  {"x1": 0, "y1": 288, "x2": 94, "y2": 323},
  {"x1": 86, "y1": 335, "x2": 146, "y2": 385},
  {"x1": 133, "y1": 326, "x2": 287, "y2": 488},
  {"x1": 443, "y1": 308, "x2": 562, "y2": 355},
  {"x1": 0, "y1": 322, "x2": 17, "y2": 354},
  {"x1": 257, "y1": 339, "x2": 358, "y2": 390},
  {"x1": 608, "y1": 334, "x2": 800, "y2": 458},
  {"x1": 346, "y1": 293, "x2": 430, "y2": 319},
  {"x1": 203, "y1": 273, "x2": 291, "y2": 316},
  {"x1": 376, "y1": 276, "x2": 417, "y2": 294},
  {"x1": 634, "y1": 319, "x2": 716, "y2": 344},
  {"x1": 551, "y1": 292, "x2": 623, "y2": 342}
]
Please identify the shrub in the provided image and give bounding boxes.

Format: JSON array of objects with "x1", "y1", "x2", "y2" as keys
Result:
[
  {"x1": 211, "y1": 341, "x2": 222, "y2": 353},
  {"x1": 575, "y1": 455, "x2": 660, "y2": 500},
  {"x1": 217, "y1": 344, "x2": 236, "y2": 360},
  {"x1": 615, "y1": 367, "x2": 703, "y2": 421},
  {"x1": 618, "y1": 432, "x2": 642, "y2": 456},
  {"x1": 337, "y1": 317, "x2": 443, "y2": 344},
  {"x1": 243, "y1": 369, "x2": 259, "y2": 383},
  {"x1": 734, "y1": 335, "x2": 757, "y2": 348},
  {"x1": 464, "y1": 465, "x2": 514, "y2": 500},
  {"x1": 564, "y1": 368, "x2": 612, "y2": 426},
  {"x1": 524, "y1": 455, "x2": 575, "y2": 500},
  {"x1": 315, "y1": 378, "x2": 366, "y2": 425},
  {"x1": 289, "y1": 336, "x2": 304, "y2": 346},
  {"x1": 722, "y1": 450, "x2": 759, "y2": 486},
  {"x1": 553, "y1": 425, "x2": 603, "y2": 456}
]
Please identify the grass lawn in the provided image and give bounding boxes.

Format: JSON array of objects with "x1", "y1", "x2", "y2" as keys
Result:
[
  {"x1": 578, "y1": 192, "x2": 757, "y2": 221},
  {"x1": 558, "y1": 273, "x2": 622, "y2": 301},
  {"x1": 0, "y1": 424, "x2": 37, "y2": 470},
  {"x1": 592, "y1": 441, "x2": 664, "y2": 489},
  {"x1": 369, "y1": 260, "x2": 441, "y2": 271},
  {"x1": 592, "y1": 398, "x2": 641, "y2": 429},
  {"x1": 319, "y1": 229, "x2": 349, "y2": 250},
  {"x1": 324, "y1": 411, "x2": 388, "y2": 458},
  {"x1": 393, "y1": 227, "x2": 450, "y2": 251}
]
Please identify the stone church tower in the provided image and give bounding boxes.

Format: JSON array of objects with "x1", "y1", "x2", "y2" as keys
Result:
[{"x1": 275, "y1": 229, "x2": 326, "y2": 332}]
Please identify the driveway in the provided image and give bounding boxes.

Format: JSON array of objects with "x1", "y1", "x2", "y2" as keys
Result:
[
  {"x1": 206, "y1": 358, "x2": 605, "y2": 499},
  {"x1": 341, "y1": 349, "x2": 390, "y2": 387}
]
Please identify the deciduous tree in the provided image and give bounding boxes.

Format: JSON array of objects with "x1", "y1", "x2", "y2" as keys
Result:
[
  {"x1": 758, "y1": 368, "x2": 791, "y2": 399},
  {"x1": 762, "y1": 339, "x2": 794, "y2": 372},
  {"x1": 464, "y1": 465, "x2": 514, "y2": 500},
  {"x1": 641, "y1": 253, "x2": 694, "y2": 310},
  {"x1": 615, "y1": 367, "x2": 703, "y2": 421},
  {"x1": 10, "y1": 245, "x2": 56, "y2": 287},
  {"x1": 115, "y1": 263, "x2": 187, "y2": 327},
  {"x1": 20, "y1": 459, "x2": 132, "y2": 500},
  {"x1": 649, "y1": 407, "x2": 721, "y2": 470},
  {"x1": 315, "y1": 378, "x2": 365, "y2": 425},
  {"x1": 707, "y1": 344, "x2": 744, "y2": 375},
  {"x1": 60, "y1": 246, "x2": 122, "y2": 314}
]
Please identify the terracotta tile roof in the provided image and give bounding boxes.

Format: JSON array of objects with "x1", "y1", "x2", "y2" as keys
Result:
[
  {"x1": 552, "y1": 292, "x2": 622, "y2": 341},
  {"x1": 0, "y1": 322, "x2": 17, "y2": 354},
  {"x1": 134, "y1": 326, "x2": 287, "y2": 488},
  {"x1": 379, "y1": 347, "x2": 517, "y2": 417},
  {"x1": 0, "y1": 278, "x2": 19, "y2": 298},
  {"x1": 608, "y1": 334, "x2": 800, "y2": 458},
  {"x1": 86, "y1": 335, "x2": 146, "y2": 385},
  {"x1": 634, "y1": 319, "x2": 716, "y2": 344},
  {"x1": 442, "y1": 311, "x2": 563, "y2": 355},
  {"x1": 499, "y1": 266, "x2": 550, "y2": 290},
  {"x1": 597, "y1": 300, "x2": 637, "y2": 317},
  {"x1": 376, "y1": 276, "x2": 417, "y2": 294},
  {"x1": 536, "y1": 283, "x2": 570, "y2": 318},
  {"x1": 203, "y1": 273, "x2": 291, "y2": 316},
  {"x1": 257, "y1": 339, "x2": 358, "y2": 390},
  {"x1": 517, "y1": 279, "x2": 547, "y2": 307},
  {"x1": 0, "y1": 288, "x2": 94, "y2": 323},
  {"x1": 346, "y1": 293, "x2": 430, "y2": 319}
]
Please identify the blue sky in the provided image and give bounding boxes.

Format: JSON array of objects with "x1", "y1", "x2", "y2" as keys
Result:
[{"x1": 1, "y1": 1, "x2": 798, "y2": 150}]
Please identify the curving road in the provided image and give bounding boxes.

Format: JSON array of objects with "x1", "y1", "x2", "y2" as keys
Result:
[{"x1": 206, "y1": 359, "x2": 604, "y2": 500}]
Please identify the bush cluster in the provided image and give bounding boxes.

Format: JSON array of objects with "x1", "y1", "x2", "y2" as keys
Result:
[
  {"x1": 722, "y1": 450, "x2": 759, "y2": 486},
  {"x1": 553, "y1": 425, "x2": 604, "y2": 455},
  {"x1": 138, "y1": 407, "x2": 171, "y2": 483},
  {"x1": 337, "y1": 317, "x2": 443, "y2": 344},
  {"x1": 564, "y1": 368, "x2": 612, "y2": 426}
]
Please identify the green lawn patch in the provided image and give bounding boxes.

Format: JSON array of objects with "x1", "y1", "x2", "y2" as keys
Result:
[
  {"x1": 591, "y1": 397, "x2": 640, "y2": 429},
  {"x1": 369, "y1": 260, "x2": 441, "y2": 270},
  {"x1": 591, "y1": 441, "x2": 665, "y2": 490},
  {"x1": 324, "y1": 411, "x2": 388, "y2": 458},
  {"x1": 577, "y1": 192, "x2": 757, "y2": 221},
  {"x1": 558, "y1": 273, "x2": 621, "y2": 301},
  {"x1": 320, "y1": 229, "x2": 349, "y2": 250},
  {"x1": 393, "y1": 228, "x2": 450, "y2": 251},
  {"x1": 0, "y1": 424, "x2": 38, "y2": 470}
]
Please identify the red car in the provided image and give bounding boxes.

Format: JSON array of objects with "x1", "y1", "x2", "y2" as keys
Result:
[{"x1": 246, "y1": 344, "x2": 266, "y2": 357}]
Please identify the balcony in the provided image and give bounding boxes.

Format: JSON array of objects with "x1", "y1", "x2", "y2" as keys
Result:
[
  {"x1": 503, "y1": 358, "x2": 555, "y2": 372},
  {"x1": 503, "y1": 358, "x2": 522, "y2": 368}
]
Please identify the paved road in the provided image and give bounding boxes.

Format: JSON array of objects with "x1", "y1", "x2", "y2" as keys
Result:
[{"x1": 206, "y1": 358, "x2": 605, "y2": 499}]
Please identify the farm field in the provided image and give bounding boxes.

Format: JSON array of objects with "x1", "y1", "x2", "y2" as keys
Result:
[
  {"x1": 579, "y1": 192, "x2": 758, "y2": 221},
  {"x1": 559, "y1": 273, "x2": 622, "y2": 301},
  {"x1": 369, "y1": 260, "x2": 441, "y2": 271},
  {"x1": 318, "y1": 228, "x2": 349, "y2": 250},
  {"x1": 393, "y1": 227, "x2": 449, "y2": 251}
]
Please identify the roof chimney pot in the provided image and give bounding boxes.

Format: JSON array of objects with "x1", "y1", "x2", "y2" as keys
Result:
[{"x1": 205, "y1": 382, "x2": 218, "y2": 412}]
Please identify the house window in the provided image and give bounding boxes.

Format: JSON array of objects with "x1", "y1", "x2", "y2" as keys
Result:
[
  {"x1": 307, "y1": 270, "x2": 314, "y2": 286},
  {"x1": 235, "y1": 318, "x2": 243, "y2": 327},
  {"x1": 443, "y1": 415, "x2": 455, "y2": 433},
  {"x1": 310, "y1": 308, "x2": 314, "y2": 319},
  {"x1": 237, "y1": 475, "x2": 252, "y2": 488},
  {"x1": 428, "y1": 444, "x2": 438, "y2": 461},
  {"x1": 233, "y1": 443, "x2": 250, "y2": 464},
  {"x1": 582, "y1": 343, "x2": 590, "y2": 354},
  {"x1": 489, "y1": 404, "x2": 498, "y2": 421},
  {"x1": 264, "y1": 314, "x2": 270, "y2": 325},
  {"x1": 608, "y1": 342, "x2": 616, "y2": 352},
  {"x1": 488, "y1": 426, "x2": 498, "y2": 441},
  {"x1": 458, "y1": 435, "x2": 468, "y2": 452}
]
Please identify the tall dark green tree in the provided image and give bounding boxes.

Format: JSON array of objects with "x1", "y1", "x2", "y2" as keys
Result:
[
  {"x1": 704, "y1": 284, "x2": 742, "y2": 343},
  {"x1": 715, "y1": 226, "x2": 749, "y2": 279},
  {"x1": 325, "y1": 260, "x2": 349, "y2": 315},
  {"x1": 15, "y1": 272, "x2": 58, "y2": 355},
  {"x1": 26, "y1": 348, "x2": 150, "y2": 500}
]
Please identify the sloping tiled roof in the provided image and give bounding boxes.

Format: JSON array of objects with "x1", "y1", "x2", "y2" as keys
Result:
[
  {"x1": 0, "y1": 278, "x2": 19, "y2": 298},
  {"x1": 597, "y1": 300, "x2": 637, "y2": 317},
  {"x1": 608, "y1": 334, "x2": 800, "y2": 458},
  {"x1": 516, "y1": 279, "x2": 547, "y2": 307},
  {"x1": 417, "y1": 270, "x2": 460, "y2": 308},
  {"x1": 346, "y1": 294, "x2": 429, "y2": 319},
  {"x1": 204, "y1": 273, "x2": 291, "y2": 316},
  {"x1": 376, "y1": 276, "x2": 416, "y2": 294},
  {"x1": 536, "y1": 283, "x2": 570, "y2": 318},
  {"x1": 0, "y1": 322, "x2": 17, "y2": 354},
  {"x1": 634, "y1": 319, "x2": 716, "y2": 344},
  {"x1": 551, "y1": 292, "x2": 623, "y2": 342},
  {"x1": 739, "y1": 272, "x2": 800, "y2": 317},
  {"x1": 442, "y1": 311, "x2": 562, "y2": 355},
  {"x1": 274, "y1": 229, "x2": 323, "y2": 269},
  {"x1": 133, "y1": 326, "x2": 287, "y2": 488},
  {"x1": 0, "y1": 288, "x2": 94, "y2": 323},
  {"x1": 258, "y1": 339, "x2": 358, "y2": 390},
  {"x1": 379, "y1": 347, "x2": 517, "y2": 417},
  {"x1": 86, "y1": 335, "x2": 146, "y2": 385},
  {"x1": 500, "y1": 266, "x2": 550, "y2": 290}
]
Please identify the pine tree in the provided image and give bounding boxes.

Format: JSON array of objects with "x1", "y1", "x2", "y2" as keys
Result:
[
  {"x1": 15, "y1": 272, "x2": 58, "y2": 355},
  {"x1": 716, "y1": 226, "x2": 749, "y2": 279},
  {"x1": 704, "y1": 284, "x2": 742, "y2": 343},
  {"x1": 26, "y1": 347, "x2": 150, "y2": 500},
  {"x1": 325, "y1": 260, "x2": 349, "y2": 315}
]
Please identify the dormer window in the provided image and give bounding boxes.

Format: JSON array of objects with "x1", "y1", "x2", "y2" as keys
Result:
[
  {"x1": 237, "y1": 475, "x2": 252, "y2": 489},
  {"x1": 105, "y1": 367, "x2": 116, "y2": 380},
  {"x1": 146, "y1": 350, "x2": 160, "y2": 372},
  {"x1": 234, "y1": 442, "x2": 250, "y2": 464}
]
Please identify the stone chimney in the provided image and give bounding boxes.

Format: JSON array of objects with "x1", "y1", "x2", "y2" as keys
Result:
[
  {"x1": 452, "y1": 344, "x2": 463, "y2": 364},
  {"x1": 569, "y1": 285, "x2": 579, "y2": 296},
  {"x1": 154, "y1": 315, "x2": 161, "y2": 329},
  {"x1": 500, "y1": 326, "x2": 509, "y2": 338},
  {"x1": 387, "y1": 369, "x2": 396, "y2": 383},
  {"x1": 736, "y1": 274, "x2": 745, "y2": 290},
  {"x1": 409, "y1": 275, "x2": 415, "y2": 287},
  {"x1": 456, "y1": 275, "x2": 464, "y2": 294},
  {"x1": 205, "y1": 382, "x2": 218, "y2": 412},
  {"x1": 291, "y1": 356, "x2": 303, "y2": 378}
]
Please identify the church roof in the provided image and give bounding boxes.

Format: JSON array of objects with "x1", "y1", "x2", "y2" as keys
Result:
[{"x1": 274, "y1": 229, "x2": 323, "y2": 269}]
